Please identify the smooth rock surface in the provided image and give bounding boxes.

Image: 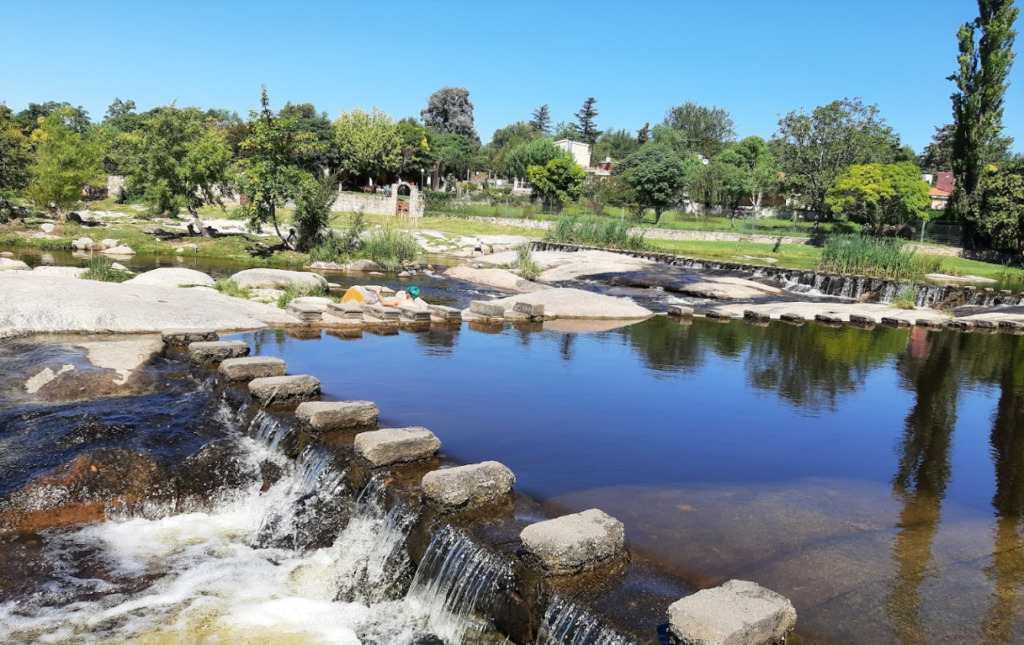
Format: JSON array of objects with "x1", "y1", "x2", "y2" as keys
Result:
[
  {"x1": 162, "y1": 329, "x2": 219, "y2": 346},
  {"x1": 296, "y1": 401, "x2": 380, "y2": 432},
  {"x1": 0, "y1": 258, "x2": 30, "y2": 271},
  {"x1": 444, "y1": 265, "x2": 551, "y2": 294},
  {"x1": 31, "y1": 266, "x2": 86, "y2": 278},
  {"x1": 354, "y1": 427, "x2": 440, "y2": 467},
  {"x1": 189, "y1": 340, "x2": 251, "y2": 366},
  {"x1": 489, "y1": 289, "x2": 652, "y2": 320},
  {"x1": 667, "y1": 579, "x2": 797, "y2": 645},
  {"x1": 218, "y1": 356, "x2": 287, "y2": 381},
  {"x1": 100, "y1": 245, "x2": 136, "y2": 256},
  {"x1": 76, "y1": 337, "x2": 165, "y2": 385},
  {"x1": 421, "y1": 461, "x2": 515, "y2": 511},
  {"x1": 123, "y1": 268, "x2": 215, "y2": 287},
  {"x1": 248, "y1": 374, "x2": 321, "y2": 405},
  {"x1": 520, "y1": 508, "x2": 626, "y2": 576},
  {"x1": 231, "y1": 268, "x2": 328, "y2": 292}
]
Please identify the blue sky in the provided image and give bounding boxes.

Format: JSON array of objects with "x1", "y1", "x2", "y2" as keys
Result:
[{"x1": 1, "y1": 0, "x2": 1020, "y2": 154}]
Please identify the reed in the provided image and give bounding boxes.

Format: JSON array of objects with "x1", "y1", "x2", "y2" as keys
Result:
[
  {"x1": 361, "y1": 225, "x2": 420, "y2": 272},
  {"x1": 81, "y1": 257, "x2": 132, "y2": 283},
  {"x1": 819, "y1": 235, "x2": 942, "y2": 281},
  {"x1": 545, "y1": 216, "x2": 649, "y2": 251}
]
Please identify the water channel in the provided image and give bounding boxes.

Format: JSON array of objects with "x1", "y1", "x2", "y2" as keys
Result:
[{"x1": 2, "y1": 251, "x2": 1023, "y2": 643}]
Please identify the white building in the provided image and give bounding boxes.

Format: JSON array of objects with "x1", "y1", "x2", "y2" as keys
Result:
[{"x1": 553, "y1": 139, "x2": 592, "y2": 169}]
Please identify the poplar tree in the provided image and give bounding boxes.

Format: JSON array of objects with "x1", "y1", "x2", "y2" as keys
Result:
[{"x1": 949, "y1": 0, "x2": 1018, "y2": 236}]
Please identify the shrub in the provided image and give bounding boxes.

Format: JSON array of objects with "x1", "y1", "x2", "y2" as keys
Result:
[
  {"x1": 514, "y1": 243, "x2": 542, "y2": 281},
  {"x1": 819, "y1": 234, "x2": 942, "y2": 281},
  {"x1": 81, "y1": 257, "x2": 132, "y2": 283},
  {"x1": 276, "y1": 284, "x2": 328, "y2": 309},
  {"x1": 212, "y1": 278, "x2": 251, "y2": 299},
  {"x1": 892, "y1": 284, "x2": 917, "y2": 309},
  {"x1": 545, "y1": 215, "x2": 650, "y2": 251},
  {"x1": 361, "y1": 225, "x2": 420, "y2": 272},
  {"x1": 294, "y1": 176, "x2": 337, "y2": 252}
]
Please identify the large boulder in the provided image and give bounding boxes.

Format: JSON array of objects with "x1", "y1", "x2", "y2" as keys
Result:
[
  {"x1": 0, "y1": 258, "x2": 30, "y2": 271},
  {"x1": 123, "y1": 268, "x2": 215, "y2": 288},
  {"x1": 230, "y1": 268, "x2": 328, "y2": 293},
  {"x1": 100, "y1": 245, "x2": 136, "y2": 256},
  {"x1": 31, "y1": 266, "x2": 86, "y2": 278},
  {"x1": 488, "y1": 288, "x2": 652, "y2": 320}
]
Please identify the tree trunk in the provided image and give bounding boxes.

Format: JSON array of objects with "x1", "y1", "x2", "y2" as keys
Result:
[
  {"x1": 188, "y1": 206, "x2": 214, "y2": 238},
  {"x1": 267, "y1": 204, "x2": 294, "y2": 250},
  {"x1": 431, "y1": 161, "x2": 440, "y2": 191}
]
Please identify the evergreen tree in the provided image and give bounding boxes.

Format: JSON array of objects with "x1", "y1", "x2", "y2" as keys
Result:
[
  {"x1": 530, "y1": 104, "x2": 551, "y2": 136},
  {"x1": 949, "y1": 0, "x2": 1018, "y2": 238},
  {"x1": 573, "y1": 97, "x2": 601, "y2": 144},
  {"x1": 637, "y1": 122, "x2": 650, "y2": 145}
]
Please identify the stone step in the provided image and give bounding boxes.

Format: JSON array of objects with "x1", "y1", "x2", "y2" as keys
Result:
[
  {"x1": 668, "y1": 304, "x2": 694, "y2": 317},
  {"x1": 429, "y1": 304, "x2": 462, "y2": 323},
  {"x1": 189, "y1": 340, "x2": 250, "y2": 366},
  {"x1": 704, "y1": 310, "x2": 732, "y2": 321},
  {"x1": 421, "y1": 461, "x2": 515, "y2": 512},
  {"x1": 849, "y1": 314, "x2": 876, "y2": 326},
  {"x1": 354, "y1": 426, "x2": 440, "y2": 467},
  {"x1": 513, "y1": 301, "x2": 545, "y2": 318},
  {"x1": 327, "y1": 301, "x2": 365, "y2": 319},
  {"x1": 162, "y1": 329, "x2": 218, "y2": 346},
  {"x1": 286, "y1": 302, "x2": 325, "y2": 322},
  {"x1": 779, "y1": 313, "x2": 805, "y2": 325},
  {"x1": 743, "y1": 310, "x2": 769, "y2": 323},
  {"x1": 520, "y1": 508, "x2": 625, "y2": 577},
  {"x1": 218, "y1": 356, "x2": 287, "y2": 381},
  {"x1": 296, "y1": 400, "x2": 379, "y2": 432},
  {"x1": 880, "y1": 317, "x2": 911, "y2": 328},
  {"x1": 814, "y1": 313, "x2": 843, "y2": 325},
  {"x1": 248, "y1": 374, "x2": 321, "y2": 405},
  {"x1": 915, "y1": 318, "x2": 943, "y2": 329},
  {"x1": 469, "y1": 300, "x2": 505, "y2": 318},
  {"x1": 668, "y1": 579, "x2": 797, "y2": 645},
  {"x1": 364, "y1": 304, "x2": 401, "y2": 321},
  {"x1": 398, "y1": 305, "x2": 432, "y2": 322}
]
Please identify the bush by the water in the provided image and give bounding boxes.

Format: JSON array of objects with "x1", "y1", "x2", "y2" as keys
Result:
[
  {"x1": 514, "y1": 243, "x2": 542, "y2": 281},
  {"x1": 546, "y1": 216, "x2": 648, "y2": 251},
  {"x1": 361, "y1": 225, "x2": 419, "y2": 272},
  {"x1": 212, "y1": 278, "x2": 251, "y2": 299},
  {"x1": 818, "y1": 235, "x2": 942, "y2": 281},
  {"x1": 308, "y1": 211, "x2": 369, "y2": 264},
  {"x1": 891, "y1": 284, "x2": 917, "y2": 309},
  {"x1": 81, "y1": 257, "x2": 132, "y2": 283}
]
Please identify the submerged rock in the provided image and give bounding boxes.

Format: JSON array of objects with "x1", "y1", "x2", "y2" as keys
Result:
[{"x1": 667, "y1": 579, "x2": 797, "y2": 645}]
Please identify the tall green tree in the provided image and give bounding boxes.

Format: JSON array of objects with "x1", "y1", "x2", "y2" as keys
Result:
[
  {"x1": 948, "y1": 0, "x2": 1018, "y2": 238},
  {"x1": 429, "y1": 133, "x2": 479, "y2": 189},
  {"x1": 572, "y1": 97, "x2": 601, "y2": 144},
  {"x1": 396, "y1": 119, "x2": 432, "y2": 184},
  {"x1": 615, "y1": 143, "x2": 688, "y2": 224},
  {"x1": 280, "y1": 102, "x2": 338, "y2": 175},
  {"x1": 773, "y1": 98, "x2": 903, "y2": 215},
  {"x1": 825, "y1": 162, "x2": 931, "y2": 234},
  {"x1": 25, "y1": 109, "x2": 106, "y2": 221},
  {"x1": 530, "y1": 104, "x2": 552, "y2": 136},
  {"x1": 15, "y1": 101, "x2": 91, "y2": 136},
  {"x1": 486, "y1": 121, "x2": 543, "y2": 177},
  {"x1": 636, "y1": 122, "x2": 650, "y2": 146},
  {"x1": 0, "y1": 105, "x2": 32, "y2": 218},
  {"x1": 919, "y1": 124, "x2": 957, "y2": 172},
  {"x1": 977, "y1": 158, "x2": 1024, "y2": 252},
  {"x1": 421, "y1": 87, "x2": 479, "y2": 143},
  {"x1": 236, "y1": 87, "x2": 321, "y2": 249},
  {"x1": 122, "y1": 105, "x2": 233, "y2": 237},
  {"x1": 592, "y1": 128, "x2": 640, "y2": 162},
  {"x1": 527, "y1": 156, "x2": 586, "y2": 212},
  {"x1": 333, "y1": 108, "x2": 401, "y2": 186},
  {"x1": 663, "y1": 102, "x2": 736, "y2": 159},
  {"x1": 505, "y1": 139, "x2": 569, "y2": 180},
  {"x1": 716, "y1": 136, "x2": 781, "y2": 217}
]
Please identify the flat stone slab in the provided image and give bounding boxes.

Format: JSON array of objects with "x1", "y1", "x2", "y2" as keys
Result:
[
  {"x1": 295, "y1": 400, "x2": 379, "y2": 432},
  {"x1": 218, "y1": 356, "x2": 287, "y2": 381},
  {"x1": 669, "y1": 304, "x2": 694, "y2": 317},
  {"x1": 743, "y1": 310, "x2": 769, "y2": 323},
  {"x1": 365, "y1": 304, "x2": 400, "y2": 321},
  {"x1": 667, "y1": 579, "x2": 797, "y2": 645},
  {"x1": 513, "y1": 301, "x2": 545, "y2": 317},
  {"x1": 779, "y1": 313, "x2": 805, "y2": 325},
  {"x1": 814, "y1": 314, "x2": 843, "y2": 325},
  {"x1": 470, "y1": 300, "x2": 506, "y2": 318},
  {"x1": 354, "y1": 426, "x2": 440, "y2": 467},
  {"x1": 328, "y1": 302, "x2": 365, "y2": 319},
  {"x1": 189, "y1": 340, "x2": 250, "y2": 366},
  {"x1": 880, "y1": 317, "x2": 911, "y2": 328},
  {"x1": 248, "y1": 374, "x2": 321, "y2": 405},
  {"x1": 286, "y1": 302, "x2": 325, "y2": 322},
  {"x1": 162, "y1": 329, "x2": 219, "y2": 346},
  {"x1": 848, "y1": 314, "x2": 875, "y2": 326},
  {"x1": 428, "y1": 304, "x2": 462, "y2": 322},
  {"x1": 421, "y1": 461, "x2": 516, "y2": 511},
  {"x1": 520, "y1": 508, "x2": 625, "y2": 576},
  {"x1": 398, "y1": 305, "x2": 432, "y2": 322},
  {"x1": 705, "y1": 310, "x2": 732, "y2": 321}
]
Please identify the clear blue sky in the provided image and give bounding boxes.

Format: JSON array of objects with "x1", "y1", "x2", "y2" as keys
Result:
[{"x1": 1, "y1": 0, "x2": 1020, "y2": 154}]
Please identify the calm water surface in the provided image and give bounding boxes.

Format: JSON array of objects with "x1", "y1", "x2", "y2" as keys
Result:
[{"x1": 235, "y1": 318, "x2": 1024, "y2": 644}]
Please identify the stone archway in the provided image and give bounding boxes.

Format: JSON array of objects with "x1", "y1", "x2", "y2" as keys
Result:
[{"x1": 395, "y1": 182, "x2": 413, "y2": 217}]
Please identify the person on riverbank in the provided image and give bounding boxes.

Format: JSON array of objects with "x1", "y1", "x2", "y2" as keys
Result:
[{"x1": 373, "y1": 285, "x2": 423, "y2": 307}]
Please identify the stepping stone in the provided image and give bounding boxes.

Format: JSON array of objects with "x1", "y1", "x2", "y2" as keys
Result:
[
  {"x1": 999, "y1": 320, "x2": 1024, "y2": 333},
  {"x1": 668, "y1": 304, "x2": 694, "y2": 317},
  {"x1": 421, "y1": 461, "x2": 515, "y2": 512},
  {"x1": 946, "y1": 320, "x2": 974, "y2": 330},
  {"x1": 779, "y1": 313, "x2": 805, "y2": 325},
  {"x1": 667, "y1": 579, "x2": 797, "y2": 645},
  {"x1": 520, "y1": 508, "x2": 625, "y2": 576},
  {"x1": 354, "y1": 426, "x2": 440, "y2": 467},
  {"x1": 470, "y1": 301, "x2": 505, "y2": 318},
  {"x1": 743, "y1": 310, "x2": 769, "y2": 323},
  {"x1": 429, "y1": 304, "x2": 462, "y2": 323},
  {"x1": 814, "y1": 313, "x2": 843, "y2": 325},
  {"x1": 974, "y1": 319, "x2": 997, "y2": 329},
  {"x1": 218, "y1": 356, "x2": 287, "y2": 381},
  {"x1": 286, "y1": 302, "x2": 325, "y2": 322},
  {"x1": 704, "y1": 310, "x2": 732, "y2": 321},
  {"x1": 364, "y1": 304, "x2": 400, "y2": 321},
  {"x1": 189, "y1": 340, "x2": 250, "y2": 366},
  {"x1": 880, "y1": 317, "x2": 911, "y2": 328},
  {"x1": 162, "y1": 329, "x2": 218, "y2": 346},
  {"x1": 398, "y1": 305, "x2": 432, "y2": 322},
  {"x1": 848, "y1": 314, "x2": 876, "y2": 326},
  {"x1": 248, "y1": 374, "x2": 321, "y2": 405},
  {"x1": 327, "y1": 301, "x2": 365, "y2": 319},
  {"x1": 513, "y1": 301, "x2": 545, "y2": 318},
  {"x1": 915, "y1": 318, "x2": 944, "y2": 329},
  {"x1": 296, "y1": 400, "x2": 379, "y2": 432}
]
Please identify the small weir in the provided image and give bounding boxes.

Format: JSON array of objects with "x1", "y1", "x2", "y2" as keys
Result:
[{"x1": 535, "y1": 596, "x2": 635, "y2": 645}]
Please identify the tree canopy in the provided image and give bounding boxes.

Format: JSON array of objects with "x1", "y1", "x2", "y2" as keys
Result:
[
  {"x1": 421, "y1": 87, "x2": 479, "y2": 143},
  {"x1": 527, "y1": 156, "x2": 587, "y2": 211},
  {"x1": 615, "y1": 143, "x2": 688, "y2": 224},
  {"x1": 430, "y1": 133, "x2": 478, "y2": 188},
  {"x1": 773, "y1": 98, "x2": 903, "y2": 214},
  {"x1": 572, "y1": 97, "x2": 601, "y2": 144},
  {"x1": 716, "y1": 136, "x2": 781, "y2": 216},
  {"x1": 592, "y1": 129, "x2": 640, "y2": 162},
  {"x1": 662, "y1": 102, "x2": 736, "y2": 159},
  {"x1": 825, "y1": 162, "x2": 931, "y2": 234},
  {"x1": 505, "y1": 139, "x2": 569, "y2": 180},
  {"x1": 25, "y1": 109, "x2": 105, "y2": 221},
  {"x1": 530, "y1": 104, "x2": 551, "y2": 136},
  {"x1": 0, "y1": 105, "x2": 32, "y2": 216},
  {"x1": 977, "y1": 158, "x2": 1024, "y2": 252},
  {"x1": 333, "y1": 108, "x2": 401, "y2": 185}
]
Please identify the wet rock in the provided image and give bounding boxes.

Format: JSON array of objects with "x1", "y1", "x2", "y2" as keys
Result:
[
  {"x1": 76, "y1": 338, "x2": 165, "y2": 385},
  {"x1": 667, "y1": 579, "x2": 797, "y2": 645},
  {"x1": 421, "y1": 461, "x2": 515, "y2": 512},
  {"x1": 173, "y1": 440, "x2": 263, "y2": 511},
  {"x1": 296, "y1": 401, "x2": 379, "y2": 432},
  {"x1": 849, "y1": 314, "x2": 876, "y2": 326},
  {"x1": 743, "y1": 310, "x2": 770, "y2": 324},
  {"x1": 218, "y1": 356, "x2": 287, "y2": 381},
  {"x1": 354, "y1": 427, "x2": 441, "y2": 467},
  {"x1": 71, "y1": 237, "x2": 93, "y2": 250},
  {"x1": 669, "y1": 304, "x2": 694, "y2": 317},
  {"x1": 248, "y1": 374, "x2": 321, "y2": 405},
  {"x1": 880, "y1": 317, "x2": 911, "y2": 329},
  {"x1": 189, "y1": 340, "x2": 251, "y2": 366},
  {"x1": 779, "y1": 313, "x2": 805, "y2": 325},
  {"x1": 520, "y1": 509, "x2": 626, "y2": 577},
  {"x1": 230, "y1": 268, "x2": 328, "y2": 293},
  {"x1": 411, "y1": 636, "x2": 445, "y2": 645},
  {"x1": 0, "y1": 449, "x2": 168, "y2": 533},
  {"x1": 916, "y1": 318, "x2": 943, "y2": 329},
  {"x1": 123, "y1": 268, "x2": 214, "y2": 287},
  {"x1": 100, "y1": 245, "x2": 136, "y2": 256},
  {"x1": 347, "y1": 259, "x2": 385, "y2": 272},
  {"x1": 162, "y1": 329, "x2": 219, "y2": 346},
  {"x1": 814, "y1": 313, "x2": 843, "y2": 325},
  {"x1": 0, "y1": 258, "x2": 30, "y2": 271}
]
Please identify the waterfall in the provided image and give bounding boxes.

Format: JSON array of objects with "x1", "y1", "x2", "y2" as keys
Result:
[
  {"x1": 407, "y1": 525, "x2": 513, "y2": 644},
  {"x1": 535, "y1": 596, "x2": 635, "y2": 645},
  {"x1": 250, "y1": 409, "x2": 294, "y2": 452}
]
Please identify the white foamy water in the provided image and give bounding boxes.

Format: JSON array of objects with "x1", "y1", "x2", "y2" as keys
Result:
[{"x1": 0, "y1": 435, "x2": 498, "y2": 645}]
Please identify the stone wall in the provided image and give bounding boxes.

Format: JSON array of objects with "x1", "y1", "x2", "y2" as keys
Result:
[{"x1": 331, "y1": 183, "x2": 423, "y2": 218}]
